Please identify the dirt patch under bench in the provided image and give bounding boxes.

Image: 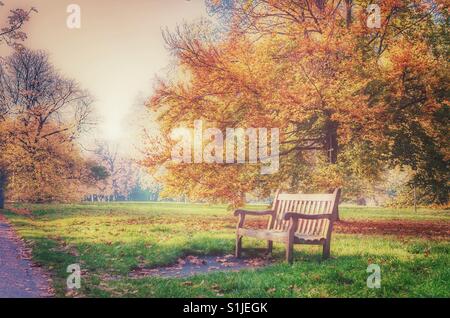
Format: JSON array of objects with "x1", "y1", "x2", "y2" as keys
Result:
[{"x1": 125, "y1": 255, "x2": 271, "y2": 279}]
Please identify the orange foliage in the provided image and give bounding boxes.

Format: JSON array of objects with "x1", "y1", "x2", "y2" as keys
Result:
[{"x1": 145, "y1": 0, "x2": 448, "y2": 205}]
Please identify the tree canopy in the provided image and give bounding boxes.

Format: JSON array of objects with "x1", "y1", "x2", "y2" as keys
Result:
[
  {"x1": 0, "y1": 49, "x2": 95, "y2": 203},
  {"x1": 145, "y1": 0, "x2": 449, "y2": 206}
]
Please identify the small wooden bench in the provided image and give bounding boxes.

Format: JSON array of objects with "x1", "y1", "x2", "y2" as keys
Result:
[{"x1": 234, "y1": 188, "x2": 341, "y2": 263}]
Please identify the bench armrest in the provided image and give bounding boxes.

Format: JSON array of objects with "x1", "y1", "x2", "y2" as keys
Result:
[
  {"x1": 284, "y1": 212, "x2": 333, "y2": 221},
  {"x1": 234, "y1": 209, "x2": 275, "y2": 217}
]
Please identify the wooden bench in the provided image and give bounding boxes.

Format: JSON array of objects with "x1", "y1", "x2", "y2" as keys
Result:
[{"x1": 234, "y1": 188, "x2": 341, "y2": 263}]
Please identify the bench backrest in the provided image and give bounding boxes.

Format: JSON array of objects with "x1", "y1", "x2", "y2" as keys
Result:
[{"x1": 269, "y1": 189, "x2": 341, "y2": 237}]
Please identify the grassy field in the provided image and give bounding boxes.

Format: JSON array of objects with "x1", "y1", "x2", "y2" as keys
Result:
[{"x1": 2, "y1": 202, "x2": 449, "y2": 298}]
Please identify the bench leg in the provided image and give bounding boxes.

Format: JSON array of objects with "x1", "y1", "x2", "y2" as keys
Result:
[
  {"x1": 235, "y1": 235, "x2": 242, "y2": 258},
  {"x1": 286, "y1": 241, "x2": 294, "y2": 264},
  {"x1": 323, "y1": 241, "x2": 330, "y2": 259},
  {"x1": 267, "y1": 240, "x2": 273, "y2": 255}
]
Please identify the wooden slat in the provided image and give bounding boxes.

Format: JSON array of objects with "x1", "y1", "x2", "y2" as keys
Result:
[
  {"x1": 303, "y1": 201, "x2": 312, "y2": 234},
  {"x1": 276, "y1": 200, "x2": 284, "y2": 230},
  {"x1": 282, "y1": 200, "x2": 294, "y2": 230},
  {"x1": 310, "y1": 201, "x2": 320, "y2": 235},
  {"x1": 322, "y1": 220, "x2": 330, "y2": 237},
  {"x1": 315, "y1": 201, "x2": 324, "y2": 235},
  {"x1": 297, "y1": 201, "x2": 306, "y2": 233},
  {"x1": 238, "y1": 228, "x2": 288, "y2": 242},
  {"x1": 294, "y1": 233, "x2": 326, "y2": 243},
  {"x1": 272, "y1": 200, "x2": 280, "y2": 229},
  {"x1": 278, "y1": 193, "x2": 335, "y2": 201},
  {"x1": 285, "y1": 200, "x2": 293, "y2": 230},
  {"x1": 306, "y1": 201, "x2": 317, "y2": 234},
  {"x1": 274, "y1": 199, "x2": 285, "y2": 230},
  {"x1": 300, "y1": 200, "x2": 311, "y2": 233},
  {"x1": 267, "y1": 190, "x2": 280, "y2": 230},
  {"x1": 291, "y1": 200, "x2": 301, "y2": 231},
  {"x1": 317, "y1": 201, "x2": 327, "y2": 234}
]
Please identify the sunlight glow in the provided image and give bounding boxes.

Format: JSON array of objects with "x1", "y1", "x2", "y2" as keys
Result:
[{"x1": 102, "y1": 121, "x2": 123, "y2": 141}]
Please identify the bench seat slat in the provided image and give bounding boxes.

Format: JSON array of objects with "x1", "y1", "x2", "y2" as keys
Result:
[
  {"x1": 237, "y1": 228, "x2": 288, "y2": 242},
  {"x1": 294, "y1": 234, "x2": 326, "y2": 244}
]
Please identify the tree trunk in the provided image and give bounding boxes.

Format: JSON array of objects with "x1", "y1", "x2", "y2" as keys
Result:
[
  {"x1": 345, "y1": 0, "x2": 353, "y2": 28},
  {"x1": 314, "y1": 0, "x2": 326, "y2": 11},
  {"x1": 0, "y1": 170, "x2": 6, "y2": 209},
  {"x1": 324, "y1": 121, "x2": 340, "y2": 220},
  {"x1": 0, "y1": 184, "x2": 4, "y2": 209},
  {"x1": 325, "y1": 120, "x2": 339, "y2": 164}
]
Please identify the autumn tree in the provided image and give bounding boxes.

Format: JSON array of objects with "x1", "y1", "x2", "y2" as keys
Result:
[
  {"x1": 0, "y1": 5, "x2": 35, "y2": 208},
  {"x1": 0, "y1": 4, "x2": 36, "y2": 50},
  {"x1": 88, "y1": 141, "x2": 139, "y2": 201},
  {"x1": 145, "y1": 0, "x2": 448, "y2": 206},
  {"x1": 0, "y1": 49, "x2": 94, "y2": 205}
]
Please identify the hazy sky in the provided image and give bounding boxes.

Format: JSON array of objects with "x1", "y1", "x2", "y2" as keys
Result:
[{"x1": 0, "y1": 0, "x2": 208, "y2": 143}]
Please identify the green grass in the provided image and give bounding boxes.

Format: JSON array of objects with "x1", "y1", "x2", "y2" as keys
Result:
[
  {"x1": 2, "y1": 202, "x2": 449, "y2": 298},
  {"x1": 11, "y1": 201, "x2": 450, "y2": 220}
]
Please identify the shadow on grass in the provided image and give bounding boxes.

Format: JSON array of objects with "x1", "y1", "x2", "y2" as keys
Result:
[
  {"x1": 104, "y1": 249, "x2": 450, "y2": 298},
  {"x1": 20, "y1": 235, "x2": 450, "y2": 298}
]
